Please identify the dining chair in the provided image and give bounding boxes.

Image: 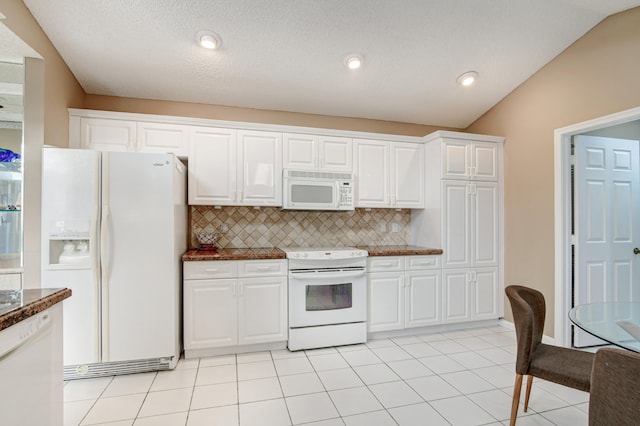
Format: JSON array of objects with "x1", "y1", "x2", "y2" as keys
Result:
[
  {"x1": 505, "y1": 285, "x2": 595, "y2": 426},
  {"x1": 589, "y1": 347, "x2": 640, "y2": 425}
]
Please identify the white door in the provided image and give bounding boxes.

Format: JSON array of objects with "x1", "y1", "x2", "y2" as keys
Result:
[
  {"x1": 405, "y1": 270, "x2": 441, "y2": 327},
  {"x1": 41, "y1": 148, "x2": 101, "y2": 366},
  {"x1": 102, "y1": 152, "x2": 176, "y2": 362},
  {"x1": 137, "y1": 122, "x2": 188, "y2": 157},
  {"x1": 574, "y1": 135, "x2": 640, "y2": 347},
  {"x1": 237, "y1": 130, "x2": 282, "y2": 206},
  {"x1": 472, "y1": 182, "x2": 499, "y2": 267},
  {"x1": 442, "y1": 180, "x2": 471, "y2": 268},
  {"x1": 473, "y1": 267, "x2": 499, "y2": 320},
  {"x1": 354, "y1": 139, "x2": 389, "y2": 207},
  {"x1": 367, "y1": 272, "x2": 404, "y2": 332},
  {"x1": 471, "y1": 142, "x2": 498, "y2": 181},
  {"x1": 184, "y1": 279, "x2": 238, "y2": 349},
  {"x1": 391, "y1": 142, "x2": 424, "y2": 208},
  {"x1": 283, "y1": 133, "x2": 318, "y2": 170},
  {"x1": 441, "y1": 139, "x2": 470, "y2": 180},
  {"x1": 442, "y1": 269, "x2": 471, "y2": 323},
  {"x1": 80, "y1": 118, "x2": 136, "y2": 151},
  {"x1": 319, "y1": 136, "x2": 352, "y2": 172},
  {"x1": 238, "y1": 277, "x2": 287, "y2": 345},
  {"x1": 188, "y1": 127, "x2": 237, "y2": 205}
]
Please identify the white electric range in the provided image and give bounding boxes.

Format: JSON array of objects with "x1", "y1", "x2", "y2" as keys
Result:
[{"x1": 280, "y1": 247, "x2": 368, "y2": 351}]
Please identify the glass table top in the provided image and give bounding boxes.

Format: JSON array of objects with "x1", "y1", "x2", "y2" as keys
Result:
[{"x1": 569, "y1": 302, "x2": 640, "y2": 352}]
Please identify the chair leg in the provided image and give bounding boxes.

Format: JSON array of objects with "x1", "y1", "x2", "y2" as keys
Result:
[
  {"x1": 510, "y1": 374, "x2": 523, "y2": 426},
  {"x1": 524, "y1": 375, "x2": 533, "y2": 412}
]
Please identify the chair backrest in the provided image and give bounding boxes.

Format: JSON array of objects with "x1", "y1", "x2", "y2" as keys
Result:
[
  {"x1": 589, "y1": 348, "x2": 640, "y2": 426},
  {"x1": 505, "y1": 285, "x2": 546, "y2": 374}
]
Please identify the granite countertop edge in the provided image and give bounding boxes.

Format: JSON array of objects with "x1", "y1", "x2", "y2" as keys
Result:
[
  {"x1": 357, "y1": 245, "x2": 443, "y2": 256},
  {"x1": 183, "y1": 245, "x2": 442, "y2": 261},
  {"x1": 0, "y1": 288, "x2": 72, "y2": 332},
  {"x1": 183, "y1": 248, "x2": 287, "y2": 261}
]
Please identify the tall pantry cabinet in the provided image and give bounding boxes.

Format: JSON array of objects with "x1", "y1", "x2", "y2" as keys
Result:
[{"x1": 411, "y1": 131, "x2": 504, "y2": 324}]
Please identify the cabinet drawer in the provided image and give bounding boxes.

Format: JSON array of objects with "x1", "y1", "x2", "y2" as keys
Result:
[
  {"x1": 406, "y1": 255, "x2": 441, "y2": 270},
  {"x1": 184, "y1": 261, "x2": 237, "y2": 279},
  {"x1": 238, "y1": 260, "x2": 286, "y2": 277},
  {"x1": 367, "y1": 256, "x2": 404, "y2": 272}
]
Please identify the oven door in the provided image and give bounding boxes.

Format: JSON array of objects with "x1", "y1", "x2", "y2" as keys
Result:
[{"x1": 288, "y1": 268, "x2": 366, "y2": 328}]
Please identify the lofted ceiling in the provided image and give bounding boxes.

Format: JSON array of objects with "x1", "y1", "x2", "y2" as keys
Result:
[{"x1": 18, "y1": 0, "x2": 640, "y2": 128}]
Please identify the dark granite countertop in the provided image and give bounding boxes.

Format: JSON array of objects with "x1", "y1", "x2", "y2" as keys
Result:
[
  {"x1": 0, "y1": 288, "x2": 72, "y2": 332},
  {"x1": 357, "y1": 245, "x2": 443, "y2": 256},
  {"x1": 183, "y1": 248, "x2": 286, "y2": 261}
]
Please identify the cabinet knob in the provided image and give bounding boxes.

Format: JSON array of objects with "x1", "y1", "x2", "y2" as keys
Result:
[{"x1": 634, "y1": 248, "x2": 640, "y2": 255}]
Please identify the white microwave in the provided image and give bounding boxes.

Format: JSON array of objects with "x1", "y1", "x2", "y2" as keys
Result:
[{"x1": 282, "y1": 169, "x2": 354, "y2": 211}]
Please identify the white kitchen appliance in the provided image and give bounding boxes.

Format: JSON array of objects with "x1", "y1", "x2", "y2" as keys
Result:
[
  {"x1": 282, "y1": 169, "x2": 354, "y2": 211},
  {"x1": 41, "y1": 148, "x2": 187, "y2": 379},
  {"x1": 282, "y1": 247, "x2": 368, "y2": 350},
  {"x1": 0, "y1": 303, "x2": 63, "y2": 426}
]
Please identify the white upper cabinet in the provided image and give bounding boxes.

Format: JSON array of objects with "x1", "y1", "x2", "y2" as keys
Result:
[
  {"x1": 319, "y1": 136, "x2": 352, "y2": 172},
  {"x1": 188, "y1": 127, "x2": 237, "y2": 205},
  {"x1": 391, "y1": 142, "x2": 424, "y2": 208},
  {"x1": 283, "y1": 133, "x2": 352, "y2": 172},
  {"x1": 77, "y1": 118, "x2": 136, "y2": 152},
  {"x1": 442, "y1": 138, "x2": 498, "y2": 181},
  {"x1": 189, "y1": 128, "x2": 282, "y2": 206},
  {"x1": 137, "y1": 122, "x2": 189, "y2": 157},
  {"x1": 354, "y1": 139, "x2": 390, "y2": 207},
  {"x1": 354, "y1": 139, "x2": 424, "y2": 208},
  {"x1": 237, "y1": 130, "x2": 282, "y2": 206}
]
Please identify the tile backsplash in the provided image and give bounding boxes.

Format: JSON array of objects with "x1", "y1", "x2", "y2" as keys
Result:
[{"x1": 190, "y1": 206, "x2": 411, "y2": 249}]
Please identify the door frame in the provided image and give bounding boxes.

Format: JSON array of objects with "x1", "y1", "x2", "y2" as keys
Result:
[{"x1": 554, "y1": 106, "x2": 640, "y2": 347}]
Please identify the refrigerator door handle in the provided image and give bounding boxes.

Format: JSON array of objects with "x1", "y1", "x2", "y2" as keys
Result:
[{"x1": 100, "y1": 205, "x2": 110, "y2": 360}]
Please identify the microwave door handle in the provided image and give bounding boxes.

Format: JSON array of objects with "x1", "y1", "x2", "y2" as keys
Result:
[{"x1": 335, "y1": 182, "x2": 340, "y2": 209}]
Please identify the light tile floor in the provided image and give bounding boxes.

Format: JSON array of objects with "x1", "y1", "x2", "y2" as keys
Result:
[{"x1": 64, "y1": 325, "x2": 590, "y2": 425}]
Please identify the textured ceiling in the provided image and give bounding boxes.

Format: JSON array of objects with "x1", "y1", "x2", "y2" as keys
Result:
[{"x1": 18, "y1": 0, "x2": 640, "y2": 128}]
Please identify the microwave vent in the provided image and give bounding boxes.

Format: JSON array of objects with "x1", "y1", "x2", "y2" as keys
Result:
[{"x1": 284, "y1": 169, "x2": 353, "y2": 180}]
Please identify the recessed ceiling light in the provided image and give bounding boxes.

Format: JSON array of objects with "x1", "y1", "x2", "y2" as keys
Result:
[
  {"x1": 457, "y1": 71, "x2": 478, "y2": 86},
  {"x1": 345, "y1": 54, "x2": 364, "y2": 70},
  {"x1": 196, "y1": 31, "x2": 222, "y2": 50}
]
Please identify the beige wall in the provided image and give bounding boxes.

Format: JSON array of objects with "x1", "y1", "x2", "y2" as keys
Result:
[
  {"x1": 0, "y1": 0, "x2": 85, "y2": 147},
  {"x1": 466, "y1": 7, "x2": 640, "y2": 336},
  {"x1": 0, "y1": 128, "x2": 22, "y2": 153},
  {"x1": 84, "y1": 94, "x2": 458, "y2": 137}
]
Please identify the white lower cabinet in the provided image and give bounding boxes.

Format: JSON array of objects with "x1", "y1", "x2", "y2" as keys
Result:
[
  {"x1": 442, "y1": 267, "x2": 499, "y2": 324},
  {"x1": 367, "y1": 256, "x2": 441, "y2": 333},
  {"x1": 183, "y1": 259, "x2": 287, "y2": 355}
]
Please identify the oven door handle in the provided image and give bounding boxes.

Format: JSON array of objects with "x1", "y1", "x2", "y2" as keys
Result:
[{"x1": 290, "y1": 270, "x2": 366, "y2": 280}]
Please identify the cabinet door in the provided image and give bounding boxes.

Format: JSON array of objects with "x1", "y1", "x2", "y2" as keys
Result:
[
  {"x1": 188, "y1": 127, "x2": 237, "y2": 205},
  {"x1": 238, "y1": 276, "x2": 287, "y2": 345},
  {"x1": 442, "y1": 180, "x2": 471, "y2": 268},
  {"x1": 405, "y1": 270, "x2": 441, "y2": 328},
  {"x1": 441, "y1": 139, "x2": 470, "y2": 180},
  {"x1": 354, "y1": 139, "x2": 390, "y2": 207},
  {"x1": 472, "y1": 268, "x2": 499, "y2": 320},
  {"x1": 283, "y1": 133, "x2": 318, "y2": 170},
  {"x1": 319, "y1": 136, "x2": 352, "y2": 172},
  {"x1": 80, "y1": 118, "x2": 136, "y2": 152},
  {"x1": 471, "y1": 142, "x2": 498, "y2": 181},
  {"x1": 368, "y1": 272, "x2": 404, "y2": 332},
  {"x1": 184, "y1": 279, "x2": 238, "y2": 349},
  {"x1": 137, "y1": 122, "x2": 188, "y2": 157},
  {"x1": 391, "y1": 142, "x2": 424, "y2": 208},
  {"x1": 442, "y1": 269, "x2": 471, "y2": 323},
  {"x1": 238, "y1": 130, "x2": 282, "y2": 206},
  {"x1": 472, "y1": 182, "x2": 499, "y2": 267}
]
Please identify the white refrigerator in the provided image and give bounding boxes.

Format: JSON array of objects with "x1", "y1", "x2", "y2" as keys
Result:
[{"x1": 41, "y1": 148, "x2": 187, "y2": 379}]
